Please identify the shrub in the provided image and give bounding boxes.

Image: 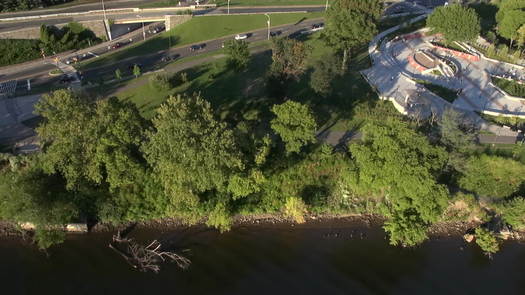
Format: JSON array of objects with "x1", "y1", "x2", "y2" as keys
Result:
[
  {"x1": 475, "y1": 227, "x2": 500, "y2": 255},
  {"x1": 496, "y1": 197, "x2": 525, "y2": 231},
  {"x1": 149, "y1": 73, "x2": 171, "y2": 91},
  {"x1": 283, "y1": 197, "x2": 307, "y2": 223}
]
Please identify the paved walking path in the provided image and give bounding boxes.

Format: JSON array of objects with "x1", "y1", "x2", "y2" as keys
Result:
[{"x1": 361, "y1": 13, "x2": 522, "y2": 140}]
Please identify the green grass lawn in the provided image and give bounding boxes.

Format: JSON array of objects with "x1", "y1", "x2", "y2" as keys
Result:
[
  {"x1": 213, "y1": 0, "x2": 325, "y2": 6},
  {"x1": 480, "y1": 112, "x2": 525, "y2": 130},
  {"x1": 81, "y1": 12, "x2": 324, "y2": 70},
  {"x1": 492, "y1": 77, "x2": 525, "y2": 98},
  {"x1": 112, "y1": 31, "x2": 379, "y2": 134}
]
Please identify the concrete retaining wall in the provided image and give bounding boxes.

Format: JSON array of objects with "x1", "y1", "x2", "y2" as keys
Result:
[
  {"x1": 165, "y1": 14, "x2": 192, "y2": 31},
  {"x1": 0, "y1": 20, "x2": 107, "y2": 40}
]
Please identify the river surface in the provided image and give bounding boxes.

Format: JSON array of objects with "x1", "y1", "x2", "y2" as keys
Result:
[{"x1": 0, "y1": 220, "x2": 524, "y2": 295}]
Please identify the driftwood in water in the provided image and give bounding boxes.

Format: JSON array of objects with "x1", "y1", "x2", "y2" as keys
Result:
[{"x1": 109, "y1": 225, "x2": 190, "y2": 273}]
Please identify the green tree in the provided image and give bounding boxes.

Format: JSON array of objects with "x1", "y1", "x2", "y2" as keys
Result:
[
  {"x1": 0, "y1": 168, "x2": 77, "y2": 249},
  {"x1": 459, "y1": 155, "x2": 525, "y2": 200},
  {"x1": 224, "y1": 39, "x2": 250, "y2": 71},
  {"x1": 143, "y1": 94, "x2": 245, "y2": 210},
  {"x1": 498, "y1": 9, "x2": 525, "y2": 48},
  {"x1": 309, "y1": 53, "x2": 340, "y2": 96},
  {"x1": 439, "y1": 107, "x2": 478, "y2": 153},
  {"x1": 517, "y1": 24, "x2": 525, "y2": 51},
  {"x1": 495, "y1": 0, "x2": 525, "y2": 24},
  {"x1": 426, "y1": 4, "x2": 481, "y2": 42},
  {"x1": 133, "y1": 64, "x2": 141, "y2": 78},
  {"x1": 496, "y1": 197, "x2": 525, "y2": 231},
  {"x1": 35, "y1": 90, "x2": 146, "y2": 190},
  {"x1": 269, "y1": 37, "x2": 309, "y2": 80},
  {"x1": 475, "y1": 227, "x2": 500, "y2": 255},
  {"x1": 270, "y1": 100, "x2": 318, "y2": 154},
  {"x1": 349, "y1": 117, "x2": 449, "y2": 246},
  {"x1": 115, "y1": 68, "x2": 122, "y2": 80},
  {"x1": 149, "y1": 73, "x2": 171, "y2": 91},
  {"x1": 322, "y1": 0, "x2": 382, "y2": 71}
]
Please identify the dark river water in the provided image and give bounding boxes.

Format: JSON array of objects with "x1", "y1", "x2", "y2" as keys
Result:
[{"x1": 1, "y1": 221, "x2": 524, "y2": 295}]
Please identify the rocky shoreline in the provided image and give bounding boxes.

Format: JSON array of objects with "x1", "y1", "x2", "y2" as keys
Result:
[{"x1": 1, "y1": 213, "x2": 523, "y2": 245}]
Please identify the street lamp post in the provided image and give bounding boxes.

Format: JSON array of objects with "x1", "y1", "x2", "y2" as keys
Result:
[
  {"x1": 101, "y1": 0, "x2": 107, "y2": 22},
  {"x1": 264, "y1": 13, "x2": 270, "y2": 40},
  {"x1": 325, "y1": 0, "x2": 328, "y2": 11},
  {"x1": 137, "y1": 15, "x2": 146, "y2": 41},
  {"x1": 228, "y1": 0, "x2": 230, "y2": 14}
]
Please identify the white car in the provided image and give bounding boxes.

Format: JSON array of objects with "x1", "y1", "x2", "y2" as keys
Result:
[{"x1": 235, "y1": 34, "x2": 248, "y2": 40}]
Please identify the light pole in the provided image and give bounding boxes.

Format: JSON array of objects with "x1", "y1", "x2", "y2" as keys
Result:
[
  {"x1": 137, "y1": 15, "x2": 146, "y2": 41},
  {"x1": 264, "y1": 13, "x2": 270, "y2": 40},
  {"x1": 101, "y1": 0, "x2": 107, "y2": 22},
  {"x1": 325, "y1": 0, "x2": 328, "y2": 11},
  {"x1": 228, "y1": 0, "x2": 230, "y2": 14}
]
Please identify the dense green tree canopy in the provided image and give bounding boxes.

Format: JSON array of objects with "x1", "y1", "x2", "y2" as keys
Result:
[
  {"x1": 349, "y1": 117, "x2": 449, "y2": 246},
  {"x1": 270, "y1": 101, "x2": 318, "y2": 154},
  {"x1": 269, "y1": 37, "x2": 310, "y2": 81},
  {"x1": 35, "y1": 90, "x2": 147, "y2": 190},
  {"x1": 498, "y1": 9, "x2": 525, "y2": 45},
  {"x1": 438, "y1": 108, "x2": 478, "y2": 153},
  {"x1": 459, "y1": 154, "x2": 525, "y2": 200},
  {"x1": 143, "y1": 94, "x2": 245, "y2": 208},
  {"x1": 426, "y1": 4, "x2": 481, "y2": 42},
  {"x1": 323, "y1": 0, "x2": 382, "y2": 69},
  {"x1": 309, "y1": 53, "x2": 340, "y2": 96},
  {"x1": 225, "y1": 39, "x2": 250, "y2": 71},
  {"x1": 495, "y1": 0, "x2": 525, "y2": 23}
]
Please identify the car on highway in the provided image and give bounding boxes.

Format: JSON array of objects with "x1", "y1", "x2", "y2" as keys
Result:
[
  {"x1": 270, "y1": 30, "x2": 282, "y2": 37},
  {"x1": 235, "y1": 34, "x2": 248, "y2": 40},
  {"x1": 189, "y1": 44, "x2": 206, "y2": 51},
  {"x1": 311, "y1": 23, "x2": 324, "y2": 32},
  {"x1": 161, "y1": 54, "x2": 180, "y2": 62}
]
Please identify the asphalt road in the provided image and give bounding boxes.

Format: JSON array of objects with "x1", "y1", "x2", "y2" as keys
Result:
[
  {"x1": 82, "y1": 18, "x2": 323, "y2": 81},
  {"x1": 3, "y1": 18, "x2": 323, "y2": 91}
]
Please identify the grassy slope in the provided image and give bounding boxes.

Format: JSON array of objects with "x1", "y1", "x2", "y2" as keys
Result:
[
  {"x1": 493, "y1": 77, "x2": 525, "y2": 98},
  {"x1": 81, "y1": 12, "x2": 324, "y2": 69},
  {"x1": 114, "y1": 31, "x2": 379, "y2": 135},
  {"x1": 140, "y1": 0, "x2": 326, "y2": 8}
]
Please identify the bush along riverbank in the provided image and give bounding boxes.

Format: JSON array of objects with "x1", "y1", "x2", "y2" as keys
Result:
[{"x1": 1, "y1": 90, "x2": 525, "y2": 256}]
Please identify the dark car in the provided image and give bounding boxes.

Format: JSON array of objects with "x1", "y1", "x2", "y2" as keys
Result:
[
  {"x1": 111, "y1": 42, "x2": 122, "y2": 50},
  {"x1": 311, "y1": 23, "x2": 324, "y2": 32},
  {"x1": 270, "y1": 30, "x2": 282, "y2": 37},
  {"x1": 189, "y1": 43, "x2": 206, "y2": 51},
  {"x1": 161, "y1": 54, "x2": 180, "y2": 62}
]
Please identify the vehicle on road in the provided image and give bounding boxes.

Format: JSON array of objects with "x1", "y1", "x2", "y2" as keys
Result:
[
  {"x1": 189, "y1": 44, "x2": 206, "y2": 51},
  {"x1": 112, "y1": 42, "x2": 122, "y2": 49},
  {"x1": 270, "y1": 30, "x2": 282, "y2": 37},
  {"x1": 161, "y1": 54, "x2": 180, "y2": 62},
  {"x1": 152, "y1": 25, "x2": 165, "y2": 34},
  {"x1": 311, "y1": 23, "x2": 324, "y2": 32},
  {"x1": 235, "y1": 34, "x2": 248, "y2": 40}
]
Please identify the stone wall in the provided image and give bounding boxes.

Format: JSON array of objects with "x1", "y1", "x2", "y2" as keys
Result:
[
  {"x1": 165, "y1": 15, "x2": 192, "y2": 31},
  {"x1": 0, "y1": 20, "x2": 108, "y2": 40}
]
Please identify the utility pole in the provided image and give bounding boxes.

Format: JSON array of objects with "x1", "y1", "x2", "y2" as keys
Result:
[
  {"x1": 264, "y1": 13, "x2": 270, "y2": 40},
  {"x1": 325, "y1": 0, "x2": 328, "y2": 11},
  {"x1": 101, "y1": 0, "x2": 107, "y2": 23},
  {"x1": 228, "y1": 0, "x2": 230, "y2": 14},
  {"x1": 102, "y1": 0, "x2": 112, "y2": 40}
]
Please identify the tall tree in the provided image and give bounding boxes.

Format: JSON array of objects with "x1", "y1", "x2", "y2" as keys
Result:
[
  {"x1": 143, "y1": 94, "x2": 245, "y2": 209},
  {"x1": 426, "y1": 4, "x2": 481, "y2": 42},
  {"x1": 438, "y1": 107, "x2": 478, "y2": 153},
  {"x1": 349, "y1": 117, "x2": 449, "y2": 246},
  {"x1": 267, "y1": 37, "x2": 310, "y2": 98},
  {"x1": 322, "y1": 0, "x2": 382, "y2": 71},
  {"x1": 270, "y1": 100, "x2": 318, "y2": 154},
  {"x1": 35, "y1": 90, "x2": 146, "y2": 190},
  {"x1": 224, "y1": 39, "x2": 250, "y2": 71},
  {"x1": 495, "y1": 0, "x2": 525, "y2": 24},
  {"x1": 498, "y1": 9, "x2": 525, "y2": 47},
  {"x1": 269, "y1": 37, "x2": 310, "y2": 81},
  {"x1": 309, "y1": 53, "x2": 340, "y2": 96}
]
